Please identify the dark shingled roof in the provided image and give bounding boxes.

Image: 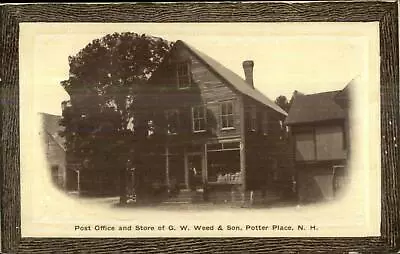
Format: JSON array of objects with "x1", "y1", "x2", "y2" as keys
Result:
[
  {"x1": 285, "y1": 90, "x2": 346, "y2": 125},
  {"x1": 40, "y1": 112, "x2": 66, "y2": 151},
  {"x1": 177, "y1": 40, "x2": 288, "y2": 116}
]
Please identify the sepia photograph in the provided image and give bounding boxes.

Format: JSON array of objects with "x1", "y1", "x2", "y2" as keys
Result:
[{"x1": 19, "y1": 22, "x2": 381, "y2": 238}]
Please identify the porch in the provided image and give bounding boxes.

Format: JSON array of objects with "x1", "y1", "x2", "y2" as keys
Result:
[{"x1": 134, "y1": 139, "x2": 247, "y2": 203}]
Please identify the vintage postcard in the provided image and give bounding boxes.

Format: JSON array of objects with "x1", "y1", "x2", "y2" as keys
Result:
[{"x1": 19, "y1": 22, "x2": 380, "y2": 238}]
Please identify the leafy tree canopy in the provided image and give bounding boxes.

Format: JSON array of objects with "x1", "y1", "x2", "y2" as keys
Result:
[{"x1": 60, "y1": 32, "x2": 172, "y2": 170}]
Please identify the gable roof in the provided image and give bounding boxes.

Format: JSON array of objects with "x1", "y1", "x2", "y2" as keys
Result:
[
  {"x1": 39, "y1": 112, "x2": 66, "y2": 151},
  {"x1": 285, "y1": 89, "x2": 346, "y2": 125},
  {"x1": 174, "y1": 40, "x2": 287, "y2": 116}
]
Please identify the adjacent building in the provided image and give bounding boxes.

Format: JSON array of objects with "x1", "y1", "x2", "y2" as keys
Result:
[
  {"x1": 285, "y1": 82, "x2": 352, "y2": 203},
  {"x1": 39, "y1": 112, "x2": 68, "y2": 190}
]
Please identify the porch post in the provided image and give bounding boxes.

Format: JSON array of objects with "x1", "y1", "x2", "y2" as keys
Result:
[
  {"x1": 202, "y1": 143, "x2": 208, "y2": 184},
  {"x1": 240, "y1": 141, "x2": 246, "y2": 201},
  {"x1": 165, "y1": 146, "x2": 170, "y2": 188},
  {"x1": 239, "y1": 95, "x2": 247, "y2": 203},
  {"x1": 203, "y1": 143, "x2": 209, "y2": 201}
]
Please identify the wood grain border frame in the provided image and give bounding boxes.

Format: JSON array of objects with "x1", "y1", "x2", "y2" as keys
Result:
[{"x1": 1, "y1": 2, "x2": 398, "y2": 253}]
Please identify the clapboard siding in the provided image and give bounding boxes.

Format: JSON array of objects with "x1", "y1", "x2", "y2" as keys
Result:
[
  {"x1": 137, "y1": 43, "x2": 241, "y2": 139},
  {"x1": 148, "y1": 43, "x2": 238, "y2": 102}
]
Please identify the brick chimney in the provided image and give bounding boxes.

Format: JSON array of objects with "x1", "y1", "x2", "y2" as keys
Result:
[{"x1": 242, "y1": 60, "x2": 254, "y2": 88}]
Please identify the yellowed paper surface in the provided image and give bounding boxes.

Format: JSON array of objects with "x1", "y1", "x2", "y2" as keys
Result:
[{"x1": 20, "y1": 22, "x2": 380, "y2": 237}]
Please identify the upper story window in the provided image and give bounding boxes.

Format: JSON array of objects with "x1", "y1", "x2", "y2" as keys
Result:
[
  {"x1": 147, "y1": 120, "x2": 156, "y2": 137},
  {"x1": 295, "y1": 131, "x2": 315, "y2": 161},
  {"x1": 294, "y1": 125, "x2": 346, "y2": 161},
  {"x1": 192, "y1": 105, "x2": 206, "y2": 132},
  {"x1": 315, "y1": 125, "x2": 346, "y2": 160},
  {"x1": 248, "y1": 105, "x2": 257, "y2": 132},
  {"x1": 165, "y1": 109, "x2": 179, "y2": 135},
  {"x1": 221, "y1": 101, "x2": 234, "y2": 129},
  {"x1": 245, "y1": 105, "x2": 257, "y2": 132},
  {"x1": 176, "y1": 62, "x2": 191, "y2": 89}
]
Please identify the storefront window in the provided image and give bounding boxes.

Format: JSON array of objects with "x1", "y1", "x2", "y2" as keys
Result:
[{"x1": 207, "y1": 149, "x2": 241, "y2": 183}]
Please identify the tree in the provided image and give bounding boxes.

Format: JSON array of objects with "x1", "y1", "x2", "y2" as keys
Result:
[
  {"x1": 59, "y1": 32, "x2": 172, "y2": 204},
  {"x1": 275, "y1": 95, "x2": 290, "y2": 112},
  {"x1": 275, "y1": 90, "x2": 304, "y2": 113}
]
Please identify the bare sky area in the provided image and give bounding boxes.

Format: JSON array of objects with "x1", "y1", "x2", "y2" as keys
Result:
[{"x1": 21, "y1": 22, "x2": 373, "y2": 115}]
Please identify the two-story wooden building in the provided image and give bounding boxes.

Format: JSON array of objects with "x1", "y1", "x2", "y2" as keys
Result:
[
  {"x1": 285, "y1": 82, "x2": 352, "y2": 203},
  {"x1": 132, "y1": 40, "x2": 290, "y2": 204}
]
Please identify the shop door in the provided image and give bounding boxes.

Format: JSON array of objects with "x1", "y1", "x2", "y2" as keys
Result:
[{"x1": 187, "y1": 153, "x2": 203, "y2": 190}]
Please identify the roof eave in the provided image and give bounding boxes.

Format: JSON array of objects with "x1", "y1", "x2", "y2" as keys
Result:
[
  {"x1": 285, "y1": 117, "x2": 346, "y2": 126},
  {"x1": 178, "y1": 40, "x2": 288, "y2": 117}
]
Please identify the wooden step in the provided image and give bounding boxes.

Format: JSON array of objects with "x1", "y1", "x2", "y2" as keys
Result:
[
  {"x1": 249, "y1": 190, "x2": 282, "y2": 204},
  {"x1": 163, "y1": 189, "x2": 203, "y2": 204}
]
